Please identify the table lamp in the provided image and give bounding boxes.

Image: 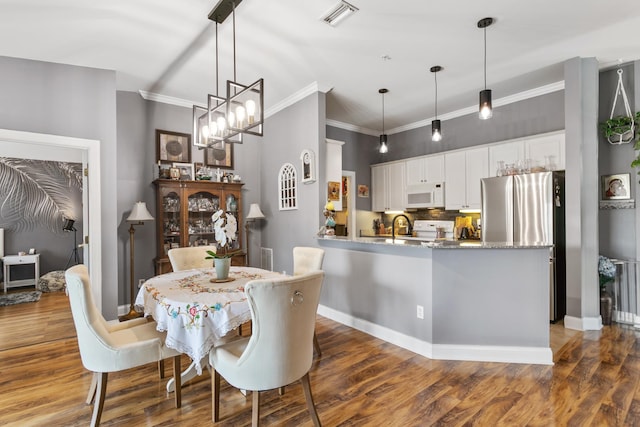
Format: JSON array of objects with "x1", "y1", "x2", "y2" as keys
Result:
[
  {"x1": 245, "y1": 203, "x2": 265, "y2": 266},
  {"x1": 119, "y1": 201, "x2": 154, "y2": 322}
]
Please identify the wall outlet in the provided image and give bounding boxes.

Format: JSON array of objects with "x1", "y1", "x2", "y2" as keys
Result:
[
  {"x1": 416, "y1": 305, "x2": 424, "y2": 319},
  {"x1": 138, "y1": 279, "x2": 146, "y2": 288}
]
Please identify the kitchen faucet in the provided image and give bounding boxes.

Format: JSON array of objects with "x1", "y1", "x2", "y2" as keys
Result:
[{"x1": 392, "y1": 214, "x2": 413, "y2": 240}]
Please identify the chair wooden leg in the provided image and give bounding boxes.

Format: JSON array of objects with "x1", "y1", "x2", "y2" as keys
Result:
[
  {"x1": 301, "y1": 373, "x2": 321, "y2": 427},
  {"x1": 278, "y1": 386, "x2": 285, "y2": 395},
  {"x1": 211, "y1": 369, "x2": 221, "y2": 423},
  {"x1": 86, "y1": 372, "x2": 98, "y2": 405},
  {"x1": 173, "y1": 356, "x2": 181, "y2": 408},
  {"x1": 313, "y1": 331, "x2": 322, "y2": 358},
  {"x1": 90, "y1": 372, "x2": 108, "y2": 427},
  {"x1": 251, "y1": 390, "x2": 260, "y2": 427},
  {"x1": 158, "y1": 359, "x2": 165, "y2": 379}
]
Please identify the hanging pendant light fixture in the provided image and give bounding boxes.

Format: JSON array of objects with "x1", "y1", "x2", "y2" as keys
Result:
[
  {"x1": 193, "y1": 0, "x2": 263, "y2": 149},
  {"x1": 379, "y1": 88, "x2": 389, "y2": 154},
  {"x1": 477, "y1": 17, "x2": 494, "y2": 120},
  {"x1": 430, "y1": 66, "x2": 443, "y2": 142}
]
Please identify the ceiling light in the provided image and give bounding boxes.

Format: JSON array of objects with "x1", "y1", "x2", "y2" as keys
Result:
[
  {"x1": 430, "y1": 65, "x2": 443, "y2": 142},
  {"x1": 193, "y1": 0, "x2": 263, "y2": 149},
  {"x1": 478, "y1": 17, "x2": 494, "y2": 120},
  {"x1": 321, "y1": 1, "x2": 359, "y2": 27},
  {"x1": 379, "y1": 88, "x2": 389, "y2": 154}
]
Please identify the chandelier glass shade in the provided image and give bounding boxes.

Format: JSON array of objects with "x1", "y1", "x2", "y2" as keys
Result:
[{"x1": 193, "y1": 0, "x2": 264, "y2": 148}]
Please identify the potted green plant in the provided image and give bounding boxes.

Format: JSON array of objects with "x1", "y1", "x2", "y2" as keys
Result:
[
  {"x1": 205, "y1": 210, "x2": 242, "y2": 280},
  {"x1": 600, "y1": 112, "x2": 640, "y2": 145}
]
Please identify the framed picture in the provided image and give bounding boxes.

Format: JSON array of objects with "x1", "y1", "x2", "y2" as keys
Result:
[
  {"x1": 358, "y1": 184, "x2": 369, "y2": 198},
  {"x1": 157, "y1": 129, "x2": 191, "y2": 164},
  {"x1": 172, "y1": 162, "x2": 194, "y2": 181},
  {"x1": 328, "y1": 181, "x2": 340, "y2": 201},
  {"x1": 204, "y1": 142, "x2": 233, "y2": 169},
  {"x1": 602, "y1": 173, "x2": 630, "y2": 200}
]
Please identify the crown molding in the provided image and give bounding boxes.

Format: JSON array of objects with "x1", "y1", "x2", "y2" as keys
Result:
[
  {"x1": 140, "y1": 80, "x2": 565, "y2": 136},
  {"x1": 138, "y1": 90, "x2": 199, "y2": 108}
]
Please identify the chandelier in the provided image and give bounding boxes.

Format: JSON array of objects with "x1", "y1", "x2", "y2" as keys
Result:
[{"x1": 193, "y1": 0, "x2": 264, "y2": 149}]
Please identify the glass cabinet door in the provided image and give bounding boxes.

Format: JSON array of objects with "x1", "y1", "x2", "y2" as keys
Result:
[
  {"x1": 161, "y1": 190, "x2": 181, "y2": 256},
  {"x1": 187, "y1": 191, "x2": 220, "y2": 247}
]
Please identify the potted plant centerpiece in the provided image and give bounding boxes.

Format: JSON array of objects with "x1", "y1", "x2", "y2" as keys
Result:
[
  {"x1": 206, "y1": 210, "x2": 241, "y2": 280},
  {"x1": 598, "y1": 255, "x2": 616, "y2": 325}
]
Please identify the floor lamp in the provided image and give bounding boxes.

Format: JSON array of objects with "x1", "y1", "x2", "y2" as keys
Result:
[
  {"x1": 63, "y1": 219, "x2": 80, "y2": 269},
  {"x1": 245, "y1": 203, "x2": 265, "y2": 267},
  {"x1": 119, "y1": 201, "x2": 154, "y2": 322}
]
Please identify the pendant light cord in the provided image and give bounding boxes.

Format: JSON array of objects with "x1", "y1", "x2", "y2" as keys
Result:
[
  {"x1": 382, "y1": 92, "x2": 385, "y2": 134},
  {"x1": 483, "y1": 27, "x2": 487, "y2": 90},
  {"x1": 215, "y1": 22, "x2": 219, "y2": 96},
  {"x1": 232, "y1": 2, "x2": 237, "y2": 82},
  {"x1": 434, "y1": 71, "x2": 438, "y2": 119}
]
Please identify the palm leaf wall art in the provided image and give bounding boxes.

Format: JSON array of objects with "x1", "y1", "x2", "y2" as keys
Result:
[{"x1": 0, "y1": 157, "x2": 82, "y2": 233}]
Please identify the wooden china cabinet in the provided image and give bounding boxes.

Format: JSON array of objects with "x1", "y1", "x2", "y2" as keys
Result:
[{"x1": 153, "y1": 179, "x2": 245, "y2": 274}]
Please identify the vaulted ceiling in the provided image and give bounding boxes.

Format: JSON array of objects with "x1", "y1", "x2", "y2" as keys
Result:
[{"x1": 1, "y1": 0, "x2": 639, "y2": 134}]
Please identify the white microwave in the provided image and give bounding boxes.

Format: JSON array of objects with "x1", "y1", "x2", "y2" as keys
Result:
[{"x1": 406, "y1": 182, "x2": 444, "y2": 208}]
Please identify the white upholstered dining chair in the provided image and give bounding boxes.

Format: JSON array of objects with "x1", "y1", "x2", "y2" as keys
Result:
[
  {"x1": 209, "y1": 271, "x2": 324, "y2": 426},
  {"x1": 168, "y1": 245, "x2": 218, "y2": 271},
  {"x1": 293, "y1": 246, "x2": 325, "y2": 356},
  {"x1": 65, "y1": 265, "x2": 182, "y2": 427}
]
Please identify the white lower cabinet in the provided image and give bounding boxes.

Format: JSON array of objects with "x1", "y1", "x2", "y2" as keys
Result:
[
  {"x1": 444, "y1": 147, "x2": 489, "y2": 210},
  {"x1": 371, "y1": 162, "x2": 406, "y2": 212}
]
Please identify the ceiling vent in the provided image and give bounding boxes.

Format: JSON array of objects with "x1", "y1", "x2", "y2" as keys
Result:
[{"x1": 321, "y1": 1, "x2": 359, "y2": 26}]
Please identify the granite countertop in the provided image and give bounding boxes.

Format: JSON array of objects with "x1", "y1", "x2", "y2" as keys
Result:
[{"x1": 318, "y1": 235, "x2": 552, "y2": 249}]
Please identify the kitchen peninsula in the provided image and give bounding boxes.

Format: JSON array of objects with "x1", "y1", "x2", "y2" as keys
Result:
[{"x1": 316, "y1": 236, "x2": 553, "y2": 365}]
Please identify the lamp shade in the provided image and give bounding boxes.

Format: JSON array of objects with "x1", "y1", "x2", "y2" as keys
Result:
[
  {"x1": 63, "y1": 219, "x2": 76, "y2": 231},
  {"x1": 246, "y1": 203, "x2": 265, "y2": 220},
  {"x1": 431, "y1": 119, "x2": 442, "y2": 142},
  {"x1": 379, "y1": 134, "x2": 388, "y2": 154},
  {"x1": 479, "y1": 89, "x2": 493, "y2": 120},
  {"x1": 127, "y1": 202, "x2": 154, "y2": 222}
]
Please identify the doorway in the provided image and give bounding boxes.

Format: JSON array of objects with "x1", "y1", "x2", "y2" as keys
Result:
[{"x1": 0, "y1": 129, "x2": 102, "y2": 307}]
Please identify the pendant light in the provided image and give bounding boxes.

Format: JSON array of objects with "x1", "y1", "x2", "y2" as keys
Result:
[
  {"x1": 477, "y1": 17, "x2": 494, "y2": 120},
  {"x1": 379, "y1": 88, "x2": 389, "y2": 154},
  {"x1": 430, "y1": 66, "x2": 442, "y2": 142}
]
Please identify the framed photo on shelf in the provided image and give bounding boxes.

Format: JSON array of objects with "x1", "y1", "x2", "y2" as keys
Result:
[
  {"x1": 601, "y1": 173, "x2": 630, "y2": 200},
  {"x1": 157, "y1": 129, "x2": 191, "y2": 164},
  {"x1": 172, "y1": 162, "x2": 194, "y2": 181},
  {"x1": 204, "y1": 142, "x2": 233, "y2": 169}
]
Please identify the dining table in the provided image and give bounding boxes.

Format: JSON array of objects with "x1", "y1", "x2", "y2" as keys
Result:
[{"x1": 135, "y1": 265, "x2": 284, "y2": 391}]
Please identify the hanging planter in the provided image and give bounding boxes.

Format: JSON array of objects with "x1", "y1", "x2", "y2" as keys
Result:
[{"x1": 600, "y1": 69, "x2": 637, "y2": 145}]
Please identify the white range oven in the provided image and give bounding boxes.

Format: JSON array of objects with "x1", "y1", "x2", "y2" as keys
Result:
[{"x1": 412, "y1": 220, "x2": 455, "y2": 241}]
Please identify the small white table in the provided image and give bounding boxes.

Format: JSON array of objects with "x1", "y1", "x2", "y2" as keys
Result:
[{"x1": 2, "y1": 254, "x2": 40, "y2": 293}]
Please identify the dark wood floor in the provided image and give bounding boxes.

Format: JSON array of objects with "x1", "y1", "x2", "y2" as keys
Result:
[{"x1": 1, "y1": 290, "x2": 640, "y2": 426}]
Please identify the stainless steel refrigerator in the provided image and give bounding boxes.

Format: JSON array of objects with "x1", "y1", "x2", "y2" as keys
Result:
[{"x1": 481, "y1": 171, "x2": 566, "y2": 322}]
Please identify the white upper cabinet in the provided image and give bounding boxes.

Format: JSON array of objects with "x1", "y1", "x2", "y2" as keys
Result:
[
  {"x1": 444, "y1": 147, "x2": 489, "y2": 210},
  {"x1": 371, "y1": 162, "x2": 406, "y2": 212},
  {"x1": 524, "y1": 131, "x2": 565, "y2": 171},
  {"x1": 406, "y1": 155, "x2": 445, "y2": 185}
]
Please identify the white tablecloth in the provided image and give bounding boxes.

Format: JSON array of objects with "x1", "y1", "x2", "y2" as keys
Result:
[{"x1": 135, "y1": 266, "x2": 282, "y2": 374}]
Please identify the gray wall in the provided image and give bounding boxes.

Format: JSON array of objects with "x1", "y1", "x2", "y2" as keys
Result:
[
  {"x1": 326, "y1": 126, "x2": 378, "y2": 212},
  {"x1": 258, "y1": 92, "x2": 325, "y2": 275},
  {"x1": 0, "y1": 56, "x2": 118, "y2": 316}
]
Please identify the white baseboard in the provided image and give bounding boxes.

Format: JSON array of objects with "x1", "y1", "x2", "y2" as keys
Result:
[
  {"x1": 564, "y1": 315, "x2": 602, "y2": 331},
  {"x1": 317, "y1": 305, "x2": 553, "y2": 365}
]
